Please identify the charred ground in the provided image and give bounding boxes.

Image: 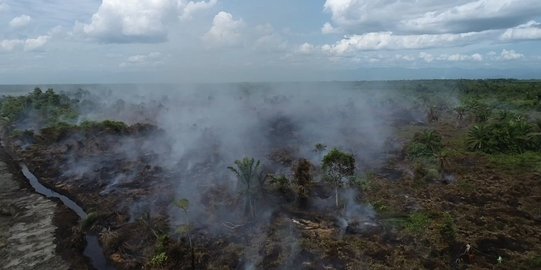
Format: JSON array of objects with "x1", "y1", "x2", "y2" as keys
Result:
[{"x1": 0, "y1": 80, "x2": 540, "y2": 269}]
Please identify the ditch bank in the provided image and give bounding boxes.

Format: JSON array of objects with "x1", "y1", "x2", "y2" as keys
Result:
[{"x1": 0, "y1": 142, "x2": 111, "y2": 269}]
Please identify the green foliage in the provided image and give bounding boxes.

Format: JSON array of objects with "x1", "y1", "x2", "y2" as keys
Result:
[
  {"x1": 82, "y1": 212, "x2": 99, "y2": 231},
  {"x1": 407, "y1": 130, "x2": 443, "y2": 159},
  {"x1": 322, "y1": 148, "x2": 356, "y2": 186},
  {"x1": 313, "y1": 143, "x2": 327, "y2": 153},
  {"x1": 404, "y1": 212, "x2": 431, "y2": 235},
  {"x1": 488, "y1": 152, "x2": 541, "y2": 172},
  {"x1": 413, "y1": 161, "x2": 440, "y2": 183},
  {"x1": 0, "y1": 88, "x2": 79, "y2": 127},
  {"x1": 39, "y1": 122, "x2": 77, "y2": 141},
  {"x1": 228, "y1": 157, "x2": 263, "y2": 217},
  {"x1": 439, "y1": 212, "x2": 456, "y2": 243},
  {"x1": 150, "y1": 251, "x2": 168, "y2": 268},
  {"x1": 350, "y1": 174, "x2": 375, "y2": 192},
  {"x1": 467, "y1": 119, "x2": 539, "y2": 153},
  {"x1": 81, "y1": 120, "x2": 128, "y2": 133},
  {"x1": 294, "y1": 159, "x2": 312, "y2": 198},
  {"x1": 464, "y1": 99, "x2": 491, "y2": 122},
  {"x1": 174, "y1": 198, "x2": 190, "y2": 213},
  {"x1": 322, "y1": 148, "x2": 355, "y2": 207},
  {"x1": 269, "y1": 175, "x2": 290, "y2": 192}
]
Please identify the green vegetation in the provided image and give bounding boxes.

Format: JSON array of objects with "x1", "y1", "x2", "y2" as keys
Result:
[
  {"x1": 439, "y1": 212, "x2": 456, "y2": 243},
  {"x1": 82, "y1": 212, "x2": 99, "y2": 231},
  {"x1": 227, "y1": 158, "x2": 264, "y2": 217},
  {"x1": 466, "y1": 119, "x2": 539, "y2": 153},
  {"x1": 403, "y1": 212, "x2": 431, "y2": 235},
  {"x1": 81, "y1": 120, "x2": 129, "y2": 133},
  {"x1": 487, "y1": 152, "x2": 541, "y2": 172},
  {"x1": 0, "y1": 88, "x2": 78, "y2": 127},
  {"x1": 322, "y1": 148, "x2": 355, "y2": 207},
  {"x1": 150, "y1": 252, "x2": 168, "y2": 268},
  {"x1": 406, "y1": 130, "x2": 443, "y2": 159},
  {"x1": 294, "y1": 159, "x2": 312, "y2": 200}
]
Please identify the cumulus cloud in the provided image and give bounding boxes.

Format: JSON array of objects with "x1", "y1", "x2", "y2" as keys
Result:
[
  {"x1": 120, "y1": 51, "x2": 164, "y2": 67},
  {"x1": 321, "y1": 31, "x2": 489, "y2": 55},
  {"x1": 179, "y1": 0, "x2": 218, "y2": 20},
  {"x1": 501, "y1": 20, "x2": 541, "y2": 41},
  {"x1": 443, "y1": 53, "x2": 483, "y2": 62},
  {"x1": 321, "y1": 22, "x2": 339, "y2": 34},
  {"x1": 9, "y1": 15, "x2": 32, "y2": 29},
  {"x1": 81, "y1": 0, "x2": 218, "y2": 43},
  {"x1": 0, "y1": 36, "x2": 50, "y2": 52},
  {"x1": 500, "y1": 49, "x2": 523, "y2": 60},
  {"x1": 298, "y1": 43, "x2": 316, "y2": 54},
  {"x1": 202, "y1": 11, "x2": 244, "y2": 48},
  {"x1": 323, "y1": 0, "x2": 541, "y2": 34}
]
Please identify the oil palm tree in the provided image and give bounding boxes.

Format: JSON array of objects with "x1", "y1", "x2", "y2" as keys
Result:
[{"x1": 466, "y1": 125, "x2": 494, "y2": 152}]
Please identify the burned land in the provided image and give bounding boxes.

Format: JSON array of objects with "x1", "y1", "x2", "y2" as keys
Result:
[{"x1": 0, "y1": 80, "x2": 540, "y2": 269}]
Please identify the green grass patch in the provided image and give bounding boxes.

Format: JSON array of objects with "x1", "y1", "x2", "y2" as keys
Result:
[
  {"x1": 404, "y1": 212, "x2": 432, "y2": 235},
  {"x1": 488, "y1": 152, "x2": 541, "y2": 172}
]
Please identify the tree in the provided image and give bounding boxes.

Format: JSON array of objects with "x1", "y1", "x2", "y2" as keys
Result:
[
  {"x1": 322, "y1": 149, "x2": 355, "y2": 208},
  {"x1": 294, "y1": 159, "x2": 312, "y2": 207},
  {"x1": 227, "y1": 157, "x2": 264, "y2": 217},
  {"x1": 414, "y1": 130, "x2": 443, "y2": 153},
  {"x1": 466, "y1": 125, "x2": 494, "y2": 152}
]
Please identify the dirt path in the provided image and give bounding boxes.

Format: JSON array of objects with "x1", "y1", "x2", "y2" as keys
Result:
[{"x1": 0, "y1": 154, "x2": 70, "y2": 269}]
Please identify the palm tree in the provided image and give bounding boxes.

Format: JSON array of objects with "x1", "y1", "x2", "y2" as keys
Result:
[
  {"x1": 228, "y1": 158, "x2": 263, "y2": 217},
  {"x1": 414, "y1": 130, "x2": 443, "y2": 153},
  {"x1": 466, "y1": 125, "x2": 493, "y2": 152}
]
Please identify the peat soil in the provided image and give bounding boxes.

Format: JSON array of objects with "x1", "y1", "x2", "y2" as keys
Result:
[{"x1": 0, "y1": 143, "x2": 88, "y2": 270}]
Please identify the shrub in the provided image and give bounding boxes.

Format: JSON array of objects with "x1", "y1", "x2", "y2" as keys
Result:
[{"x1": 150, "y1": 252, "x2": 168, "y2": 268}]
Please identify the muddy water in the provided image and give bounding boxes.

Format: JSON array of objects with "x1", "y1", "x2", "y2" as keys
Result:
[{"x1": 20, "y1": 164, "x2": 115, "y2": 270}]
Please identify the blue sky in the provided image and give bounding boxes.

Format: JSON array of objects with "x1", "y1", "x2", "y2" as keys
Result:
[{"x1": 1, "y1": 0, "x2": 541, "y2": 83}]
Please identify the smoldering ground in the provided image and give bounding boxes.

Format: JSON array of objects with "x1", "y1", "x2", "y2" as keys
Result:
[
  {"x1": 5, "y1": 82, "x2": 434, "y2": 268},
  {"x1": 60, "y1": 83, "x2": 424, "y2": 226}
]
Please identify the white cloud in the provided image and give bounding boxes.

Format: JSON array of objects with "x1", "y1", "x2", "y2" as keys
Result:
[
  {"x1": 81, "y1": 0, "x2": 217, "y2": 43},
  {"x1": 120, "y1": 52, "x2": 164, "y2": 67},
  {"x1": 419, "y1": 52, "x2": 434, "y2": 63},
  {"x1": 321, "y1": 31, "x2": 488, "y2": 55},
  {"x1": 323, "y1": 0, "x2": 541, "y2": 34},
  {"x1": 395, "y1": 54, "x2": 416, "y2": 61},
  {"x1": 445, "y1": 53, "x2": 483, "y2": 62},
  {"x1": 9, "y1": 15, "x2": 32, "y2": 29},
  {"x1": 500, "y1": 49, "x2": 523, "y2": 60},
  {"x1": 298, "y1": 43, "x2": 316, "y2": 54},
  {"x1": 0, "y1": 40, "x2": 23, "y2": 52},
  {"x1": 202, "y1": 11, "x2": 244, "y2": 48},
  {"x1": 501, "y1": 20, "x2": 541, "y2": 41},
  {"x1": 321, "y1": 22, "x2": 338, "y2": 34},
  {"x1": 0, "y1": 36, "x2": 50, "y2": 52},
  {"x1": 179, "y1": 0, "x2": 218, "y2": 20}
]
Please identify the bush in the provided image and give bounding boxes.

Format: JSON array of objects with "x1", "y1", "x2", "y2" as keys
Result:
[
  {"x1": 81, "y1": 120, "x2": 128, "y2": 134},
  {"x1": 150, "y1": 252, "x2": 168, "y2": 268},
  {"x1": 439, "y1": 212, "x2": 456, "y2": 243},
  {"x1": 407, "y1": 130, "x2": 443, "y2": 159}
]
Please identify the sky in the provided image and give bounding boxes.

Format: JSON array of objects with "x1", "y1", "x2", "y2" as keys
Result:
[{"x1": 1, "y1": 0, "x2": 541, "y2": 83}]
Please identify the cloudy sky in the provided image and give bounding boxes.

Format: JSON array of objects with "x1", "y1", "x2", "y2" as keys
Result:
[{"x1": 1, "y1": 0, "x2": 541, "y2": 83}]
